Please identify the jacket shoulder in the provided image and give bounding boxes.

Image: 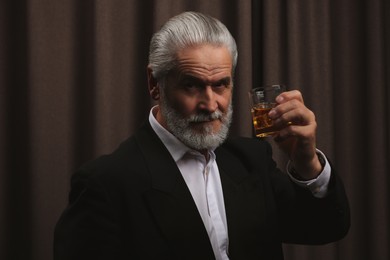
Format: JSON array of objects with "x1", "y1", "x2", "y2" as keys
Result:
[
  {"x1": 78, "y1": 136, "x2": 139, "y2": 176},
  {"x1": 69, "y1": 136, "x2": 150, "y2": 201}
]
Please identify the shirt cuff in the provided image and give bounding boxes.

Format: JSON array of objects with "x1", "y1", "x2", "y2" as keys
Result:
[{"x1": 286, "y1": 149, "x2": 331, "y2": 198}]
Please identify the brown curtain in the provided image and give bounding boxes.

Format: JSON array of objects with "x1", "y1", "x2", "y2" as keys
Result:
[{"x1": 1, "y1": 0, "x2": 389, "y2": 259}]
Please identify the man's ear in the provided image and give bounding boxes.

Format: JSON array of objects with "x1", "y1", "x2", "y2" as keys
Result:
[{"x1": 147, "y1": 66, "x2": 160, "y2": 100}]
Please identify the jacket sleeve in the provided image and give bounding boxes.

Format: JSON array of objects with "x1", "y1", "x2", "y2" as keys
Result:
[
  {"x1": 260, "y1": 142, "x2": 350, "y2": 245},
  {"x1": 274, "y1": 161, "x2": 350, "y2": 245},
  {"x1": 223, "y1": 137, "x2": 350, "y2": 245}
]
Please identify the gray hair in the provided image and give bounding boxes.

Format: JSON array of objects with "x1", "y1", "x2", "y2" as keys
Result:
[{"x1": 148, "y1": 11, "x2": 238, "y2": 81}]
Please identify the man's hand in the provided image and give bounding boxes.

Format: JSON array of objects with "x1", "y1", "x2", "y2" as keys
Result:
[{"x1": 268, "y1": 90, "x2": 323, "y2": 180}]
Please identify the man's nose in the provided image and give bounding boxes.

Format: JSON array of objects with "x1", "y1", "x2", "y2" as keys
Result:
[{"x1": 198, "y1": 86, "x2": 218, "y2": 112}]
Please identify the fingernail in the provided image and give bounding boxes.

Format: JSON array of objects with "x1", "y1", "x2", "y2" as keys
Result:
[
  {"x1": 268, "y1": 109, "x2": 276, "y2": 118},
  {"x1": 276, "y1": 96, "x2": 283, "y2": 103}
]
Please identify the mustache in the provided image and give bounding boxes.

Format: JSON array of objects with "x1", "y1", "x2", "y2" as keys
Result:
[{"x1": 187, "y1": 110, "x2": 223, "y2": 123}]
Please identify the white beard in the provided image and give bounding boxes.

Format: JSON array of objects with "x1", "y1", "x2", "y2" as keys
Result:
[{"x1": 159, "y1": 92, "x2": 233, "y2": 151}]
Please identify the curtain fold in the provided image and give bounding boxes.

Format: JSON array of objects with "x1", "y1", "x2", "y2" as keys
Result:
[
  {"x1": 1, "y1": 1, "x2": 32, "y2": 259},
  {"x1": 1, "y1": 0, "x2": 389, "y2": 259}
]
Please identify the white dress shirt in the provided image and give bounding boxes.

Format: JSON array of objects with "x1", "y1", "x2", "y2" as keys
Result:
[{"x1": 148, "y1": 106, "x2": 331, "y2": 259}]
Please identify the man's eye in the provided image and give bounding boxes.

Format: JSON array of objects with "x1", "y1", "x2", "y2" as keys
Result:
[
  {"x1": 213, "y1": 82, "x2": 230, "y2": 89},
  {"x1": 183, "y1": 82, "x2": 200, "y2": 89},
  {"x1": 213, "y1": 83, "x2": 225, "y2": 88}
]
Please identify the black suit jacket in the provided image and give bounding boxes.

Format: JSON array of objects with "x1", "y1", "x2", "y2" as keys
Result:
[{"x1": 54, "y1": 122, "x2": 350, "y2": 260}]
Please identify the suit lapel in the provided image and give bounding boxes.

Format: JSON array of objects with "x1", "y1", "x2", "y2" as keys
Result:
[
  {"x1": 133, "y1": 124, "x2": 269, "y2": 258},
  {"x1": 134, "y1": 123, "x2": 215, "y2": 259},
  {"x1": 216, "y1": 145, "x2": 267, "y2": 257}
]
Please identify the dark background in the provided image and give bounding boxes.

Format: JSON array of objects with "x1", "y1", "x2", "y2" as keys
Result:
[{"x1": 1, "y1": 0, "x2": 389, "y2": 259}]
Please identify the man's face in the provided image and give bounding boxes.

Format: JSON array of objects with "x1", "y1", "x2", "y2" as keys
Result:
[{"x1": 157, "y1": 44, "x2": 234, "y2": 150}]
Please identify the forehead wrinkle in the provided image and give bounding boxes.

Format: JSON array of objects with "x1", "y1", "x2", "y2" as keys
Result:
[
  {"x1": 173, "y1": 45, "x2": 233, "y2": 83},
  {"x1": 176, "y1": 59, "x2": 231, "y2": 82}
]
